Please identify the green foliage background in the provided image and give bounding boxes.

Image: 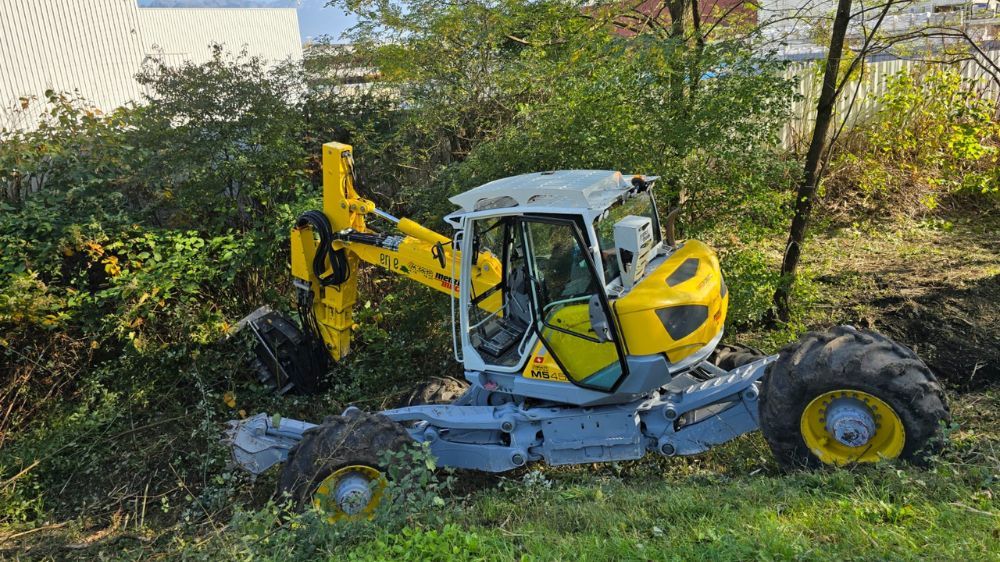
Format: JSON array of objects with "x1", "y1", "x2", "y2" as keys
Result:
[{"x1": 1, "y1": 0, "x2": 997, "y2": 556}]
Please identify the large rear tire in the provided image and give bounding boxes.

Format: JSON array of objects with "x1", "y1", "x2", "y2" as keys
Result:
[
  {"x1": 759, "y1": 325, "x2": 949, "y2": 470},
  {"x1": 278, "y1": 410, "x2": 412, "y2": 518}
]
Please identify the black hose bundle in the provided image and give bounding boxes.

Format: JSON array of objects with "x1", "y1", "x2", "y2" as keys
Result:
[
  {"x1": 290, "y1": 210, "x2": 343, "y2": 376},
  {"x1": 295, "y1": 281, "x2": 328, "y2": 371},
  {"x1": 296, "y1": 210, "x2": 350, "y2": 287}
]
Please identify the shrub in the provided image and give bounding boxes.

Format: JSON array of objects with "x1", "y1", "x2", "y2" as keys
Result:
[
  {"x1": 823, "y1": 68, "x2": 999, "y2": 221},
  {"x1": 434, "y1": 35, "x2": 799, "y2": 238},
  {"x1": 0, "y1": 45, "x2": 458, "y2": 527},
  {"x1": 345, "y1": 524, "x2": 493, "y2": 562},
  {"x1": 0, "y1": 58, "x2": 318, "y2": 524}
]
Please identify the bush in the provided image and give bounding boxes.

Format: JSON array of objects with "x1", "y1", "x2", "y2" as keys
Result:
[
  {"x1": 431, "y1": 31, "x2": 799, "y2": 238},
  {"x1": 0, "y1": 55, "x2": 326, "y2": 524},
  {"x1": 0, "y1": 45, "x2": 456, "y2": 527},
  {"x1": 719, "y1": 247, "x2": 781, "y2": 328},
  {"x1": 345, "y1": 524, "x2": 493, "y2": 562},
  {"x1": 823, "y1": 68, "x2": 1000, "y2": 221}
]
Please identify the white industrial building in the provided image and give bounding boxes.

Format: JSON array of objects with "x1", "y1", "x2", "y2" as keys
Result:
[
  {"x1": 1, "y1": 0, "x2": 302, "y2": 130},
  {"x1": 760, "y1": 0, "x2": 1000, "y2": 57}
]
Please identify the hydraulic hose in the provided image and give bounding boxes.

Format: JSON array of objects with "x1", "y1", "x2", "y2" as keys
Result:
[{"x1": 296, "y1": 210, "x2": 350, "y2": 287}]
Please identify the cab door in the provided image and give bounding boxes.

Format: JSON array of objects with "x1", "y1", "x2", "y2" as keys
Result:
[{"x1": 520, "y1": 217, "x2": 629, "y2": 392}]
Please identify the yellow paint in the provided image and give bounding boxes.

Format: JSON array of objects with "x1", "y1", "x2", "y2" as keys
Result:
[
  {"x1": 398, "y1": 217, "x2": 452, "y2": 245},
  {"x1": 541, "y1": 304, "x2": 619, "y2": 384},
  {"x1": 289, "y1": 141, "x2": 503, "y2": 363},
  {"x1": 522, "y1": 342, "x2": 569, "y2": 383},
  {"x1": 289, "y1": 226, "x2": 315, "y2": 282},
  {"x1": 613, "y1": 240, "x2": 727, "y2": 363},
  {"x1": 322, "y1": 142, "x2": 370, "y2": 234},
  {"x1": 347, "y1": 237, "x2": 502, "y2": 312},
  {"x1": 800, "y1": 390, "x2": 906, "y2": 465},
  {"x1": 312, "y1": 465, "x2": 386, "y2": 522}
]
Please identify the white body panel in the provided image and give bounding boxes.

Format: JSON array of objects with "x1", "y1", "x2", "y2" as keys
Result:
[{"x1": 613, "y1": 215, "x2": 654, "y2": 291}]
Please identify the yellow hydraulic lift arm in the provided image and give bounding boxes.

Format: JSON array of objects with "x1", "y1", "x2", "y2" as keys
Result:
[{"x1": 289, "y1": 142, "x2": 503, "y2": 361}]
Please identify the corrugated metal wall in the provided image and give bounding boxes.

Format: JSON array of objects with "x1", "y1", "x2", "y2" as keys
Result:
[
  {"x1": 140, "y1": 8, "x2": 302, "y2": 65},
  {"x1": 0, "y1": 0, "x2": 147, "y2": 130},
  {"x1": 1, "y1": 1, "x2": 301, "y2": 130}
]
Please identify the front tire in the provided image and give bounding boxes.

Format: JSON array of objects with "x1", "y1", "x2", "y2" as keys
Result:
[
  {"x1": 759, "y1": 325, "x2": 949, "y2": 469},
  {"x1": 278, "y1": 410, "x2": 412, "y2": 518}
]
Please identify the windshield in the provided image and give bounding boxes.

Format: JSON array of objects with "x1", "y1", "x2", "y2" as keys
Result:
[{"x1": 594, "y1": 191, "x2": 660, "y2": 285}]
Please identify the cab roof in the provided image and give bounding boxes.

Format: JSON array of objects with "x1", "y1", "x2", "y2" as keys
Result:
[{"x1": 448, "y1": 170, "x2": 652, "y2": 213}]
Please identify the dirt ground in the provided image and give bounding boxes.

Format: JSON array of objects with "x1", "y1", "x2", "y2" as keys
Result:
[
  {"x1": 807, "y1": 217, "x2": 999, "y2": 390},
  {"x1": 874, "y1": 274, "x2": 999, "y2": 389}
]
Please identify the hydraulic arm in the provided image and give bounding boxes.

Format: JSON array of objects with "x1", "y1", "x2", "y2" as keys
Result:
[{"x1": 290, "y1": 142, "x2": 502, "y2": 361}]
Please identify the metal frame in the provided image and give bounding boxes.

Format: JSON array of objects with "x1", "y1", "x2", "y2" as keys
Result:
[
  {"x1": 515, "y1": 214, "x2": 632, "y2": 392},
  {"x1": 226, "y1": 355, "x2": 775, "y2": 475}
]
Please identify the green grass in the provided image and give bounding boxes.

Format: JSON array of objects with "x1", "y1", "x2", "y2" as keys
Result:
[
  {"x1": 456, "y1": 470, "x2": 998, "y2": 561},
  {"x1": 4, "y1": 392, "x2": 996, "y2": 561},
  {"x1": 2, "y1": 219, "x2": 998, "y2": 561}
]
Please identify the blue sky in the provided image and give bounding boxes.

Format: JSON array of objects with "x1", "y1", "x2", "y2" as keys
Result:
[
  {"x1": 297, "y1": 0, "x2": 356, "y2": 43},
  {"x1": 138, "y1": 0, "x2": 357, "y2": 43}
]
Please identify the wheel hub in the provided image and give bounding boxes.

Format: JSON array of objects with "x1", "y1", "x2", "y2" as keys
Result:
[
  {"x1": 799, "y1": 390, "x2": 906, "y2": 465},
  {"x1": 313, "y1": 464, "x2": 386, "y2": 521},
  {"x1": 825, "y1": 397, "x2": 876, "y2": 447},
  {"x1": 334, "y1": 473, "x2": 373, "y2": 515}
]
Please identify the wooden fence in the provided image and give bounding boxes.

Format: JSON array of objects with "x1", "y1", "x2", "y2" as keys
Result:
[{"x1": 780, "y1": 48, "x2": 1000, "y2": 150}]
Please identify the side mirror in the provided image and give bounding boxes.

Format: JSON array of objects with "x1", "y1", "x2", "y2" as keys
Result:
[{"x1": 589, "y1": 294, "x2": 613, "y2": 343}]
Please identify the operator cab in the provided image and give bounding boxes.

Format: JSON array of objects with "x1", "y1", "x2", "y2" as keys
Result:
[{"x1": 446, "y1": 170, "x2": 699, "y2": 394}]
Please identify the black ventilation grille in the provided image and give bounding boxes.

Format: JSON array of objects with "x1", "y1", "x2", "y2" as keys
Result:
[
  {"x1": 665, "y1": 258, "x2": 699, "y2": 287},
  {"x1": 655, "y1": 305, "x2": 709, "y2": 341}
]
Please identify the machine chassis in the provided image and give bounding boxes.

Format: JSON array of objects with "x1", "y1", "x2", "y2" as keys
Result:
[
  {"x1": 227, "y1": 352, "x2": 774, "y2": 475},
  {"x1": 225, "y1": 142, "x2": 948, "y2": 521}
]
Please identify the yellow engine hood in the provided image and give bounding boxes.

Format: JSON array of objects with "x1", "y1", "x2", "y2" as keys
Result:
[{"x1": 612, "y1": 240, "x2": 728, "y2": 363}]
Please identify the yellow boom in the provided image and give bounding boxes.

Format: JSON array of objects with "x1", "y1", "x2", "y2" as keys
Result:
[{"x1": 290, "y1": 142, "x2": 502, "y2": 361}]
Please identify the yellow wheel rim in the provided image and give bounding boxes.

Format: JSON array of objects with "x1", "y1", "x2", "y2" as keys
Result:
[
  {"x1": 800, "y1": 390, "x2": 905, "y2": 465},
  {"x1": 312, "y1": 465, "x2": 386, "y2": 522}
]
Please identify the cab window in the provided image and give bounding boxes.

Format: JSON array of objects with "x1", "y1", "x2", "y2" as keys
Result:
[{"x1": 464, "y1": 217, "x2": 533, "y2": 367}]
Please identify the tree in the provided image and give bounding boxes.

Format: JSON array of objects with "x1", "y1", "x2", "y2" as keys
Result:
[
  {"x1": 772, "y1": 0, "x2": 854, "y2": 322},
  {"x1": 770, "y1": 0, "x2": 999, "y2": 321}
]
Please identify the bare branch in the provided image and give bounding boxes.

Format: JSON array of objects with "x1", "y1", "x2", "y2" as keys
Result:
[{"x1": 834, "y1": 0, "x2": 894, "y2": 96}]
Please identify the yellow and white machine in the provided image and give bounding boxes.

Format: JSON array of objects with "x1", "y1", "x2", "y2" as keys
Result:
[{"x1": 228, "y1": 142, "x2": 949, "y2": 520}]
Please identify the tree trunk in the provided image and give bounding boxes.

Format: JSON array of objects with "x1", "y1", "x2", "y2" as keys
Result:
[
  {"x1": 667, "y1": 0, "x2": 686, "y2": 38},
  {"x1": 688, "y1": 0, "x2": 706, "y2": 105},
  {"x1": 667, "y1": 0, "x2": 688, "y2": 109},
  {"x1": 772, "y1": 0, "x2": 854, "y2": 322}
]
